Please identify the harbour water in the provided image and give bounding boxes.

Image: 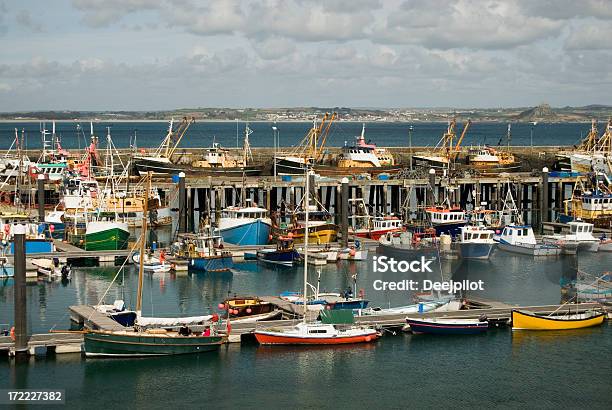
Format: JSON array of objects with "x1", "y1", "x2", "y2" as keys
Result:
[
  {"x1": 0, "y1": 121, "x2": 591, "y2": 150},
  {"x1": 1, "y1": 250, "x2": 610, "y2": 408}
]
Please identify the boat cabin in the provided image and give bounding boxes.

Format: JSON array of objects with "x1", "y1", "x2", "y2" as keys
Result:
[
  {"x1": 372, "y1": 217, "x2": 402, "y2": 231},
  {"x1": 222, "y1": 206, "x2": 269, "y2": 220},
  {"x1": 580, "y1": 193, "x2": 612, "y2": 213},
  {"x1": 497, "y1": 225, "x2": 536, "y2": 245},
  {"x1": 426, "y1": 207, "x2": 466, "y2": 225},
  {"x1": 567, "y1": 221, "x2": 597, "y2": 239},
  {"x1": 460, "y1": 226, "x2": 495, "y2": 243}
]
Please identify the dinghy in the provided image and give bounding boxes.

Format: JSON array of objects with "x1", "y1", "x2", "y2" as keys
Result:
[{"x1": 405, "y1": 317, "x2": 489, "y2": 335}]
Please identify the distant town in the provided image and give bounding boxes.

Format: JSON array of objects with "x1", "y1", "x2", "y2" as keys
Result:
[{"x1": 1, "y1": 104, "x2": 611, "y2": 123}]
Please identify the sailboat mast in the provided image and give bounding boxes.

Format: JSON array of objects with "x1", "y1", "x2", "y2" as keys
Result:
[
  {"x1": 303, "y1": 168, "x2": 310, "y2": 323},
  {"x1": 136, "y1": 172, "x2": 151, "y2": 315}
]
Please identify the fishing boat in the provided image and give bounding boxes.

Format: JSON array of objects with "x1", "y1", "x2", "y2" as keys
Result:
[
  {"x1": 466, "y1": 125, "x2": 519, "y2": 172},
  {"x1": 191, "y1": 125, "x2": 262, "y2": 176},
  {"x1": 360, "y1": 299, "x2": 458, "y2": 316},
  {"x1": 511, "y1": 309, "x2": 605, "y2": 330},
  {"x1": 349, "y1": 199, "x2": 404, "y2": 240},
  {"x1": 173, "y1": 231, "x2": 233, "y2": 273},
  {"x1": 555, "y1": 119, "x2": 612, "y2": 175},
  {"x1": 254, "y1": 168, "x2": 379, "y2": 346},
  {"x1": 337, "y1": 242, "x2": 368, "y2": 261},
  {"x1": 0, "y1": 214, "x2": 56, "y2": 254},
  {"x1": 494, "y1": 225, "x2": 560, "y2": 256},
  {"x1": 405, "y1": 317, "x2": 489, "y2": 335},
  {"x1": 559, "y1": 174, "x2": 612, "y2": 228},
  {"x1": 218, "y1": 204, "x2": 272, "y2": 246},
  {"x1": 413, "y1": 119, "x2": 471, "y2": 169},
  {"x1": 332, "y1": 124, "x2": 402, "y2": 175},
  {"x1": 257, "y1": 236, "x2": 300, "y2": 266},
  {"x1": 83, "y1": 214, "x2": 130, "y2": 251},
  {"x1": 458, "y1": 225, "x2": 496, "y2": 259},
  {"x1": 377, "y1": 229, "x2": 439, "y2": 259},
  {"x1": 425, "y1": 206, "x2": 467, "y2": 237},
  {"x1": 542, "y1": 220, "x2": 600, "y2": 252},
  {"x1": 84, "y1": 174, "x2": 227, "y2": 357}
]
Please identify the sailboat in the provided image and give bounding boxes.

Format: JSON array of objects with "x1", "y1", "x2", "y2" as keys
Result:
[
  {"x1": 254, "y1": 168, "x2": 379, "y2": 345},
  {"x1": 84, "y1": 173, "x2": 227, "y2": 357}
]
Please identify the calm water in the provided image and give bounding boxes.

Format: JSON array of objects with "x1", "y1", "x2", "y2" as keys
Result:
[
  {"x1": 1, "y1": 251, "x2": 611, "y2": 408},
  {"x1": 0, "y1": 121, "x2": 593, "y2": 150}
]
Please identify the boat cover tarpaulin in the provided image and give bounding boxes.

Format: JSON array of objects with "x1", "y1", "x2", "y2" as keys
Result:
[
  {"x1": 136, "y1": 315, "x2": 213, "y2": 328},
  {"x1": 320, "y1": 309, "x2": 355, "y2": 324}
]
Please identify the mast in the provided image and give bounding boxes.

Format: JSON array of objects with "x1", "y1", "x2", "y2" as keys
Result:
[
  {"x1": 303, "y1": 167, "x2": 310, "y2": 322},
  {"x1": 136, "y1": 172, "x2": 151, "y2": 316}
]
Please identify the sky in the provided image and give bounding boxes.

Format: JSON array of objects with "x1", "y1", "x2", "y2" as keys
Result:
[{"x1": 0, "y1": 0, "x2": 611, "y2": 111}]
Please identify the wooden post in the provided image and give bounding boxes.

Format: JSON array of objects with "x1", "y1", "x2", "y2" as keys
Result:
[
  {"x1": 13, "y1": 223, "x2": 29, "y2": 356},
  {"x1": 341, "y1": 178, "x2": 349, "y2": 248}
]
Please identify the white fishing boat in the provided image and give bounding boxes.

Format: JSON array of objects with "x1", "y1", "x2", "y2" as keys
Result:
[
  {"x1": 458, "y1": 225, "x2": 496, "y2": 259},
  {"x1": 494, "y1": 225, "x2": 560, "y2": 256},
  {"x1": 542, "y1": 220, "x2": 600, "y2": 252}
]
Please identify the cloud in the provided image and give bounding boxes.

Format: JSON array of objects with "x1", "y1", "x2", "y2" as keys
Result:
[
  {"x1": 72, "y1": 0, "x2": 161, "y2": 27},
  {"x1": 15, "y1": 10, "x2": 44, "y2": 32},
  {"x1": 565, "y1": 22, "x2": 612, "y2": 50}
]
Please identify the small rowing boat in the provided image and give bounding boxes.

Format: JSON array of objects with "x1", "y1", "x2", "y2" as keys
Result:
[
  {"x1": 405, "y1": 317, "x2": 489, "y2": 335},
  {"x1": 511, "y1": 309, "x2": 605, "y2": 330}
]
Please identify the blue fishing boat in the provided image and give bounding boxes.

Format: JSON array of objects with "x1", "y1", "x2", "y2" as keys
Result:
[
  {"x1": 406, "y1": 317, "x2": 489, "y2": 335},
  {"x1": 172, "y1": 231, "x2": 234, "y2": 273},
  {"x1": 257, "y1": 236, "x2": 300, "y2": 266},
  {"x1": 218, "y1": 205, "x2": 272, "y2": 246}
]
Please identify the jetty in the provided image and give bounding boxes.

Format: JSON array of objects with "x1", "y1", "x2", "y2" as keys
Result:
[{"x1": 2, "y1": 299, "x2": 605, "y2": 355}]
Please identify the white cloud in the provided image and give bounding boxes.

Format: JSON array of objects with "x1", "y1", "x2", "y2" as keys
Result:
[{"x1": 566, "y1": 22, "x2": 612, "y2": 50}]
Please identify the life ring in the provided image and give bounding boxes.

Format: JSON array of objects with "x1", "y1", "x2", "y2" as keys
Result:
[{"x1": 10, "y1": 326, "x2": 15, "y2": 341}]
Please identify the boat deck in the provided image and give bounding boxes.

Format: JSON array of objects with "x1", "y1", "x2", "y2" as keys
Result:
[{"x1": 69, "y1": 305, "x2": 126, "y2": 331}]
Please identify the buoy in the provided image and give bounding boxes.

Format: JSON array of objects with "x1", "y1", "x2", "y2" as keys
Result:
[
  {"x1": 246, "y1": 308, "x2": 252, "y2": 314},
  {"x1": 10, "y1": 326, "x2": 15, "y2": 341},
  {"x1": 49, "y1": 224, "x2": 55, "y2": 233},
  {"x1": 218, "y1": 303, "x2": 225, "y2": 310},
  {"x1": 211, "y1": 313, "x2": 219, "y2": 322}
]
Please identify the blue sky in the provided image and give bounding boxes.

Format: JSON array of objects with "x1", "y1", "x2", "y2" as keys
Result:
[{"x1": 0, "y1": 0, "x2": 611, "y2": 111}]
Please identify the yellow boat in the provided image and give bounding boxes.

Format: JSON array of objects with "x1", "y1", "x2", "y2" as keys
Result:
[{"x1": 511, "y1": 309, "x2": 605, "y2": 330}]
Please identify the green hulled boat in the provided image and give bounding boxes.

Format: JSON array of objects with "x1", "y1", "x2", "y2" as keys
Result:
[
  {"x1": 84, "y1": 221, "x2": 130, "y2": 251},
  {"x1": 84, "y1": 330, "x2": 224, "y2": 357}
]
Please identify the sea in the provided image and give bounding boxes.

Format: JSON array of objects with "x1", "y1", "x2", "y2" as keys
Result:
[
  {"x1": 1, "y1": 244, "x2": 611, "y2": 408},
  {"x1": 0, "y1": 121, "x2": 594, "y2": 150}
]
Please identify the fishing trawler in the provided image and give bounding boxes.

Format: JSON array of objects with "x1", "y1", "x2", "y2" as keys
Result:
[
  {"x1": 425, "y1": 206, "x2": 467, "y2": 237},
  {"x1": 559, "y1": 173, "x2": 612, "y2": 228},
  {"x1": 555, "y1": 119, "x2": 612, "y2": 175},
  {"x1": 192, "y1": 125, "x2": 262, "y2": 176},
  {"x1": 413, "y1": 119, "x2": 471, "y2": 169},
  {"x1": 257, "y1": 235, "x2": 300, "y2": 266},
  {"x1": 173, "y1": 231, "x2": 233, "y2": 273},
  {"x1": 542, "y1": 220, "x2": 600, "y2": 252},
  {"x1": 466, "y1": 124, "x2": 519, "y2": 171},
  {"x1": 218, "y1": 202, "x2": 272, "y2": 246}
]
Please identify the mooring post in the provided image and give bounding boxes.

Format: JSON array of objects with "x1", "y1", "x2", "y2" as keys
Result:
[
  {"x1": 428, "y1": 169, "x2": 436, "y2": 205},
  {"x1": 37, "y1": 174, "x2": 45, "y2": 223},
  {"x1": 541, "y1": 167, "x2": 549, "y2": 232},
  {"x1": 178, "y1": 172, "x2": 186, "y2": 234},
  {"x1": 341, "y1": 177, "x2": 349, "y2": 248},
  {"x1": 13, "y1": 223, "x2": 29, "y2": 356}
]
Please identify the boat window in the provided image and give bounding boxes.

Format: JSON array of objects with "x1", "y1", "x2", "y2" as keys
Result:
[
  {"x1": 522, "y1": 229, "x2": 529, "y2": 236},
  {"x1": 308, "y1": 329, "x2": 327, "y2": 334},
  {"x1": 570, "y1": 224, "x2": 577, "y2": 233}
]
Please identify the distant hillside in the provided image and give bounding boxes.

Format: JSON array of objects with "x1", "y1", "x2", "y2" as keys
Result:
[{"x1": 515, "y1": 104, "x2": 559, "y2": 121}]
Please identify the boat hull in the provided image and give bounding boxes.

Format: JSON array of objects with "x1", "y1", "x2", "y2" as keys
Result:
[
  {"x1": 189, "y1": 255, "x2": 233, "y2": 273},
  {"x1": 84, "y1": 332, "x2": 224, "y2": 357},
  {"x1": 84, "y1": 226, "x2": 130, "y2": 251},
  {"x1": 219, "y1": 219, "x2": 271, "y2": 246},
  {"x1": 254, "y1": 332, "x2": 378, "y2": 345},
  {"x1": 257, "y1": 249, "x2": 300, "y2": 266},
  {"x1": 511, "y1": 310, "x2": 605, "y2": 330},
  {"x1": 459, "y1": 242, "x2": 495, "y2": 259},
  {"x1": 290, "y1": 224, "x2": 338, "y2": 245},
  {"x1": 406, "y1": 319, "x2": 488, "y2": 335},
  {"x1": 8, "y1": 239, "x2": 55, "y2": 254},
  {"x1": 497, "y1": 240, "x2": 560, "y2": 256},
  {"x1": 134, "y1": 157, "x2": 262, "y2": 177},
  {"x1": 327, "y1": 300, "x2": 369, "y2": 310}
]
